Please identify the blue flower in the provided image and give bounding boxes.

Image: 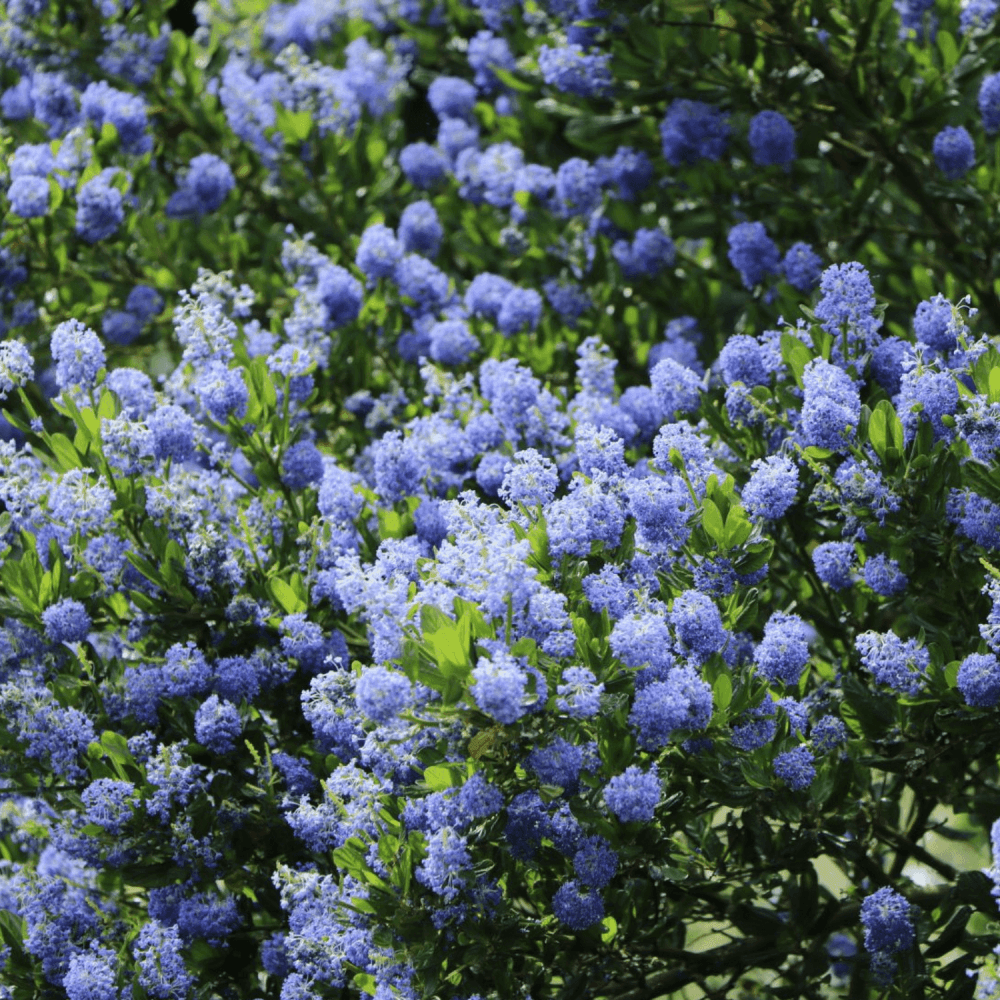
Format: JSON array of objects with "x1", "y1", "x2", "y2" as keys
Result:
[
  {"x1": 660, "y1": 99, "x2": 730, "y2": 166},
  {"x1": 51, "y1": 318, "x2": 105, "y2": 390},
  {"x1": 957, "y1": 652, "x2": 1000, "y2": 707},
  {"x1": 399, "y1": 141, "x2": 450, "y2": 188},
  {"x1": 670, "y1": 589, "x2": 727, "y2": 660},
  {"x1": 429, "y1": 319, "x2": 479, "y2": 365},
  {"x1": 41, "y1": 598, "x2": 91, "y2": 644},
  {"x1": 428, "y1": 76, "x2": 478, "y2": 121},
  {"x1": 355, "y1": 223, "x2": 403, "y2": 281},
  {"x1": 496, "y1": 286, "x2": 542, "y2": 336},
  {"x1": 75, "y1": 173, "x2": 125, "y2": 243},
  {"x1": 856, "y1": 630, "x2": 929, "y2": 696},
  {"x1": 604, "y1": 764, "x2": 661, "y2": 822},
  {"x1": 470, "y1": 650, "x2": 529, "y2": 724},
  {"x1": 781, "y1": 242, "x2": 823, "y2": 291},
  {"x1": 399, "y1": 200, "x2": 443, "y2": 257},
  {"x1": 860, "y1": 887, "x2": 915, "y2": 985},
  {"x1": 933, "y1": 125, "x2": 975, "y2": 180},
  {"x1": 281, "y1": 438, "x2": 325, "y2": 489},
  {"x1": 862, "y1": 554, "x2": 907, "y2": 597},
  {"x1": 742, "y1": 455, "x2": 799, "y2": 520},
  {"x1": 8, "y1": 175, "x2": 49, "y2": 217},
  {"x1": 800, "y1": 358, "x2": 861, "y2": 451},
  {"x1": 773, "y1": 745, "x2": 816, "y2": 790},
  {"x1": 356, "y1": 665, "x2": 413, "y2": 723},
  {"x1": 812, "y1": 541, "x2": 856, "y2": 590},
  {"x1": 754, "y1": 611, "x2": 811, "y2": 686},
  {"x1": 980, "y1": 73, "x2": 1000, "y2": 135},
  {"x1": 748, "y1": 110, "x2": 796, "y2": 168},
  {"x1": 628, "y1": 666, "x2": 712, "y2": 749},
  {"x1": 194, "y1": 694, "x2": 242, "y2": 753},
  {"x1": 552, "y1": 880, "x2": 605, "y2": 929},
  {"x1": 726, "y1": 221, "x2": 781, "y2": 290},
  {"x1": 538, "y1": 44, "x2": 612, "y2": 98}
]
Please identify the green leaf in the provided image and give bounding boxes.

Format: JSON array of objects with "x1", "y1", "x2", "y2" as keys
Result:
[
  {"x1": 702, "y1": 498, "x2": 725, "y2": 545},
  {"x1": 420, "y1": 605, "x2": 470, "y2": 678},
  {"x1": 713, "y1": 673, "x2": 732, "y2": 712},
  {"x1": 724, "y1": 507, "x2": 753, "y2": 549},
  {"x1": 989, "y1": 366, "x2": 1000, "y2": 405},
  {"x1": 780, "y1": 333, "x2": 812, "y2": 387},
  {"x1": 47, "y1": 432, "x2": 82, "y2": 472},
  {"x1": 275, "y1": 106, "x2": 313, "y2": 142},
  {"x1": 422, "y1": 763, "x2": 463, "y2": 790},
  {"x1": 937, "y1": 28, "x2": 958, "y2": 71},
  {"x1": 268, "y1": 576, "x2": 307, "y2": 615}
]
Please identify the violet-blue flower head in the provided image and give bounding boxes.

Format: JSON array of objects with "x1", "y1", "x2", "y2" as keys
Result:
[
  {"x1": 933, "y1": 125, "x2": 975, "y2": 180},
  {"x1": 41, "y1": 597, "x2": 91, "y2": 643},
  {"x1": 748, "y1": 110, "x2": 796, "y2": 168},
  {"x1": 660, "y1": 99, "x2": 730, "y2": 166},
  {"x1": 742, "y1": 455, "x2": 798, "y2": 520},
  {"x1": 773, "y1": 745, "x2": 815, "y2": 789},
  {"x1": 604, "y1": 764, "x2": 660, "y2": 823},
  {"x1": 670, "y1": 589, "x2": 727, "y2": 660},
  {"x1": 957, "y1": 651, "x2": 1000, "y2": 707},
  {"x1": 754, "y1": 610, "x2": 811, "y2": 687}
]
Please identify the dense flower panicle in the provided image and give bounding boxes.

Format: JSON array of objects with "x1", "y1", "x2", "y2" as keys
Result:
[
  {"x1": 41, "y1": 598, "x2": 91, "y2": 643},
  {"x1": 947, "y1": 488, "x2": 1000, "y2": 550},
  {"x1": 660, "y1": 99, "x2": 730, "y2": 166},
  {"x1": 0, "y1": 340, "x2": 34, "y2": 399},
  {"x1": 556, "y1": 665, "x2": 604, "y2": 717},
  {"x1": 718, "y1": 334, "x2": 768, "y2": 387},
  {"x1": 747, "y1": 110, "x2": 796, "y2": 167},
  {"x1": 551, "y1": 879, "x2": 605, "y2": 929},
  {"x1": 812, "y1": 540, "x2": 856, "y2": 590},
  {"x1": 50, "y1": 318, "x2": 105, "y2": 390},
  {"x1": 773, "y1": 745, "x2": 816, "y2": 789},
  {"x1": 467, "y1": 29, "x2": 515, "y2": 91},
  {"x1": 961, "y1": 0, "x2": 1000, "y2": 33},
  {"x1": 742, "y1": 455, "x2": 798, "y2": 520},
  {"x1": 613, "y1": 228, "x2": 676, "y2": 279},
  {"x1": 427, "y1": 76, "x2": 478, "y2": 121},
  {"x1": 399, "y1": 141, "x2": 450, "y2": 187},
  {"x1": 470, "y1": 651, "x2": 529, "y2": 723},
  {"x1": 754, "y1": 611, "x2": 811, "y2": 686},
  {"x1": 670, "y1": 589, "x2": 727, "y2": 660},
  {"x1": 604, "y1": 764, "x2": 661, "y2": 822},
  {"x1": 862, "y1": 554, "x2": 908, "y2": 596},
  {"x1": 800, "y1": 358, "x2": 861, "y2": 451},
  {"x1": 75, "y1": 172, "x2": 125, "y2": 243},
  {"x1": 63, "y1": 944, "x2": 119, "y2": 1000},
  {"x1": 429, "y1": 319, "x2": 479, "y2": 365},
  {"x1": 913, "y1": 293, "x2": 966, "y2": 352},
  {"x1": 399, "y1": 200, "x2": 443, "y2": 257},
  {"x1": 781, "y1": 242, "x2": 823, "y2": 291},
  {"x1": 497, "y1": 286, "x2": 543, "y2": 335},
  {"x1": 980, "y1": 73, "x2": 1000, "y2": 134},
  {"x1": 355, "y1": 223, "x2": 403, "y2": 280},
  {"x1": 133, "y1": 920, "x2": 195, "y2": 999},
  {"x1": 860, "y1": 887, "x2": 915, "y2": 985},
  {"x1": 897, "y1": 366, "x2": 959, "y2": 444},
  {"x1": 957, "y1": 652, "x2": 1000, "y2": 707},
  {"x1": 8, "y1": 174, "x2": 50, "y2": 217},
  {"x1": 856, "y1": 630, "x2": 929, "y2": 695},
  {"x1": 538, "y1": 44, "x2": 612, "y2": 97},
  {"x1": 933, "y1": 125, "x2": 975, "y2": 180},
  {"x1": 316, "y1": 263, "x2": 364, "y2": 328},
  {"x1": 596, "y1": 146, "x2": 653, "y2": 201},
  {"x1": 726, "y1": 221, "x2": 781, "y2": 290},
  {"x1": 628, "y1": 666, "x2": 712, "y2": 749},
  {"x1": 813, "y1": 262, "x2": 881, "y2": 355},
  {"x1": 650, "y1": 357, "x2": 702, "y2": 417},
  {"x1": 355, "y1": 665, "x2": 412, "y2": 722}
]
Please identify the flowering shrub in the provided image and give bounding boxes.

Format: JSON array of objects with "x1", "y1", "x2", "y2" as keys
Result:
[{"x1": 1, "y1": 0, "x2": 1000, "y2": 999}]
